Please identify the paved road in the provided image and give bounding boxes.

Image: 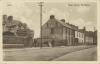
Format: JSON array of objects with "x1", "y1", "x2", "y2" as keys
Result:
[
  {"x1": 3, "y1": 46, "x2": 96, "y2": 61},
  {"x1": 53, "y1": 47, "x2": 97, "y2": 61}
]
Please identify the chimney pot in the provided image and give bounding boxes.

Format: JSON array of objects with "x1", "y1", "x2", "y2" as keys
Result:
[
  {"x1": 50, "y1": 15, "x2": 55, "y2": 19},
  {"x1": 3, "y1": 15, "x2": 7, "y2": 20},
  {"x1": 61, "y1": 19, "x2": 65, "y2": 23},
  {"x1": 8, "y1": 16, "x2": 13, "y2": 21}
]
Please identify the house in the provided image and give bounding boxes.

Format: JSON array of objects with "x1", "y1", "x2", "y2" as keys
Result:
[
  {"x1": 77, "y1": 29, "x2": 85, "y2": 45},
  {"x1": 41, "y1": 15, "x2": 78, "y2": 46},
  {"x1": 3, "y1": 15, "x2": 24, "y2": 35},
  {"x1": 85, "y1": 31, "x2": 94, "y2": 45},
  {"x1": 3, "y1": 15, "x2": 34, "y2": 47},
  {"x1": 3, "y1": 15, "x2": 33, "y2": 36},
  {"x1": 93, "y1": 30, "x2": 97, "y2": 45}
]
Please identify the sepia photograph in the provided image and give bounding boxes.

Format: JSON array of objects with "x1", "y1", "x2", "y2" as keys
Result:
[{"x1": 1, "y1": 0, "x2": 98, "y2": 62}]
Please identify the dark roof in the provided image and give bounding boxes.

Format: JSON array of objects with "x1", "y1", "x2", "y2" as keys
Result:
[
  {"x1": 12, "y1": 20, "x2": 22, "y2": 25},
  {"x1": 85, "y1": 31, "x2": 94, "y2": 37},
  {"x1": 47, "y1": 18, "x2": 78, "y2": 30},
  {"x1": 4, "y1": 19, "x2": 22, "y2": 27},
  {"x1": 78, "y1": 29, "x2": 85, "y2": 33},
  {"x1": 3, "y1": 31, "x2": 15, "y2": 36}
]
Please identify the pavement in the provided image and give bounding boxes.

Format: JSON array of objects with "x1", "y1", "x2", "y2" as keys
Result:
[{"x1": 3, "y1": 45, "x2": 96, "y2": 61}]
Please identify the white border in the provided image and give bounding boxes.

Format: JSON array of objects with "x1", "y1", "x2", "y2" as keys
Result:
[{"x1": 0, "y1": 0, "x2": 100, "y2": 64}]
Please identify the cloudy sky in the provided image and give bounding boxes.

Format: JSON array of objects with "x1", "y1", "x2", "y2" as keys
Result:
[{"x1": 3, "y1": 2, "x2": 97, "y2": 38}]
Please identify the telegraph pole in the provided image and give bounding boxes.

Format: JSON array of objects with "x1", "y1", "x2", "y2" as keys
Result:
[
  {"x1": 39, "y1": 2, "x2": 43, "y2": 48},
  {"x1": 93, "y1": 27, "x2": 96, "y2": 45}
]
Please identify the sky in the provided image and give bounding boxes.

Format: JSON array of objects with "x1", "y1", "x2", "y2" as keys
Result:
[{"x1": 2, "y1": 2, "x2": 97, "y2": 38}]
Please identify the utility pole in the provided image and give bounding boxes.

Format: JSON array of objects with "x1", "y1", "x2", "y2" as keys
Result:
[
  {"x1": 93, "y1": 27, "x2": 96, "y2": 45},
  {"x1": 39, "y1": 2, "x2": 43, "y2": 48},
  {"x1": 83, "y1": 26, "x2": 86, "y2": 45}
]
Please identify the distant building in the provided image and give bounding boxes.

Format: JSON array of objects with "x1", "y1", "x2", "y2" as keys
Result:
[
  {"x1": 41, "y1": 15, "x2": 78, "y2": 46},
  {"x1": 78, "y1": 29, "x2": 85, "y2": 45},
  {"x1": 94, "y1": 30, "x2": 97, "y2": 45},
  {"x1": 85, "y1": 31, "x2": 94, "y2": 45}
]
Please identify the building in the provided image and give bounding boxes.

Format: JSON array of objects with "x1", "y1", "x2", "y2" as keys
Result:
[
  {"x1": 77, "y1": 29, "x2": 85, "y2": 45},
  {"x1": 3, "y1": 15, "x2": 34, "y2": 48},
  {"x1": 41, "y1": 15, "x2": 78, "y2": 46},
  {"x1": 93, "y1": 30, "x2": 97, "y2": 45},
  {"x1": 85, "y1": 31, "x2": 94, "y2": 45},
  {"x1": 3, "y1": 15, "x2": 34, "y2": 36},
  {"x1": 3, "y1": 15, "x2": 24, "y2": 35}
]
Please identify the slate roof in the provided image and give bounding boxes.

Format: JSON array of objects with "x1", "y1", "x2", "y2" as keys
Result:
[
  {"x1": 85, "y1": 31, "x2": 94, "y2": 37},
  {"x1": 78, "y1": 29, "x2": 85, "y2": 33},
  {"x1": 5, "y1": 19, "x2": 22, "y2": 27},
  {"x1": 46, "y1": 18, "x2": 78, "y2": 31}
]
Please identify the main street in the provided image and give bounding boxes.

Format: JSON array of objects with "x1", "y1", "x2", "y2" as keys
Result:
[{"x1": 3, "y1": 45, "x2": 97, "y2": 61}]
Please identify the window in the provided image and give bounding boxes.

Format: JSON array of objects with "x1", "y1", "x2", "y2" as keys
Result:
[
  {"x1": 47, "y1": 23, "x2": 48, "y2": 27},
  {"x1": 66, "y1": 28, "x2": 67, "y2": 34},
  {"x1": 82, "y1": 34, "x2": 83, "y2": 38},
  {"x1": 77, "y1": 32, "x2": 78, "y2": 37},
  {"x1": 79, "y1": 33, "x2": 81, "y2": 37},
  {"x1": 56, "y1": 22, "x2": 58, "y2": 27},
  {"x1": 78, "y1": 33, "x2": 80, "y2": 37},
  {"x1": 51, "y1": 28, "x2": 54, "y2": 34},
  {"x1": 79, "y1": 33, "x2": 80, "y2": 37}
]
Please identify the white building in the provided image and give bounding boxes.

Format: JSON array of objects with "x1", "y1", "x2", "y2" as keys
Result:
[{"x1": 75, "y1": 29, "x2": 85, "y2": 45}]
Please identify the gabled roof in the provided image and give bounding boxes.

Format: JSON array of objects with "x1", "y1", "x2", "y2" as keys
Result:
[
  {"x1": 46, "y1": 18, "x2": 78, "y2": 30},
  {"x1": 12, "y1": 20, "x2": 22, "y2": 25},
  {"x1": 57, "y1": 19, "x2": 72, "y2": 29},
  {"x1": 5, "y1": 19, "x2": 22, "y2": 26}
]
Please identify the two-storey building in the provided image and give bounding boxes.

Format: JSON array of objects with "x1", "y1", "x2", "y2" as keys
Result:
[{"x1": 41, "y1": 15, "x2": 78, "y2": 46}]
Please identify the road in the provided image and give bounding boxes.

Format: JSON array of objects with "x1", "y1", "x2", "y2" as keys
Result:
[
  {"x1": 53, "y1": 47, "x2": 97, "y2": 61},
  {"x1": 3, "y1": 45, "x2": 97, "y2": 61}
]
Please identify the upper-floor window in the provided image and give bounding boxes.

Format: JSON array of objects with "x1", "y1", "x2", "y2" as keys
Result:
[
  {"x1": 82, "y1": 34, "x2": 84, "y2": 38},
  {"x1": 46, "y1": 23, "x2": 48, "y2": 27},
  {"x1": 79, "y1": 32, "x2": 81, "y2": 38},
  {"x1": 55, "y1": 22, "x2": 58, "y2": 27},
  {"x1": 77, "y1": 32, "x2": 78, "y2": 37},
  {"x1": 78, "y1": 32, "x2": 80, "y2": 37}
]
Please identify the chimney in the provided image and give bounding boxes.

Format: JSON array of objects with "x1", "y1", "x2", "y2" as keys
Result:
[
  {"x1": 3, "y1": 15, "x2": 7, "y2": 21},
  {"x1": 83, "y1": 26, "x2": 86, "y2": 31},
  {"x1": 61, "y1": 19, "x2": 65, "y2": 23},
  {"x1": 66, "y1": 22, "x2": 70, "y2": 24},
  {"x1": 8, "y1": 16, "x2": 13, "y2": 21},
  {"x1": 50, "y1": 15, "x2": 55, "y2": 19}
]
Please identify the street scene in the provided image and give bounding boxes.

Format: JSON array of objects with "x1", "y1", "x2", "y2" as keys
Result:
[{"x1": 2, "y1": 2, "x2": 97, "y2": 61}]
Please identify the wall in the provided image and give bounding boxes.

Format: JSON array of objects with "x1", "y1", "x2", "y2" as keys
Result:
[
  {"x1": 42, "y1": 19, "x2": 64, "y2": 40},
  {"x1": 75, "y1": 31, "x2": 85, "y2": 45},
  {"x1": 85, "y1": 36, "x2": 93, "y2": 44},
  {"x1": 3, "y1": 36, "x2": 34, "y2": 47}
]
